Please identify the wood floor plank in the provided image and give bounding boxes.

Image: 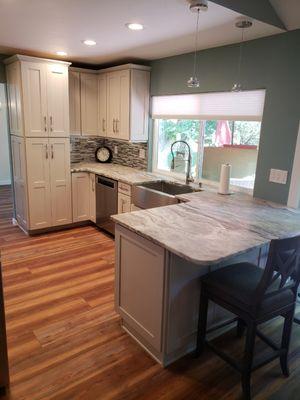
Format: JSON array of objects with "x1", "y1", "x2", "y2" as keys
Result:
[{"x1": 1, "y1": 185, "x2": 300, "y2": 400}]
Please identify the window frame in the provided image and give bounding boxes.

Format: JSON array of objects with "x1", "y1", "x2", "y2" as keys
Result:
[{"x1": 152, "y1": 118, "x2": 259, "y2": 194}]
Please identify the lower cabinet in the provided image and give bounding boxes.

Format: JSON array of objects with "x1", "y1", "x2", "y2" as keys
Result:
[
  {"x1": 72, "y1": 172, "x2": 96, "y2": 223},
  {"x1": 25, "y1": 137, "x2": 72, "y2": 230},
  {"x1": 11, "y1": 136, "x2": 28, "y2": 229},
  {"x1": 118, "y1": 192, "x2": 131, "y2": 214},
  {"x1": 72, "y1": 172, "x2": 90, "y2": 222},
  {"x1": 89, "y1": 173, "x2": 96, "y2": 223}
]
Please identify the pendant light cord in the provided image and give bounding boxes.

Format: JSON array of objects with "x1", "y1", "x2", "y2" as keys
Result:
[
  {"x1": 236, "y1": 27, "x2": 244, "y2": 83},
  {"x1": 192, "y1": 9, "x2": 200, "y2": 77}
]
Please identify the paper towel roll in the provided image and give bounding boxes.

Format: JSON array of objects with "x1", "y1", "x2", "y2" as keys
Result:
[{"x1": 218, "y1": 164, "x2": 231, "y2": 195}]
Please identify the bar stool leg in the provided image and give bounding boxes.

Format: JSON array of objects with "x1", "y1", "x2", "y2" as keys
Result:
[
  {"x1": 280, "y1": 307, "x2": 295, "y2": 377},
  {"x1": 241, "y1": 321, "x2": 256, "y2": 400},
  {"x1": 196, "y1": 289, "x2": 209, "y2": 357},
  {"x1": 237, "y1": 318, "x2": 246, "y2": 338}
]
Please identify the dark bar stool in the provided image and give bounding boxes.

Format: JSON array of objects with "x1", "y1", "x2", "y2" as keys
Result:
[{"x1": 196, "y1": 235, "x2": 300, "y2": 400}]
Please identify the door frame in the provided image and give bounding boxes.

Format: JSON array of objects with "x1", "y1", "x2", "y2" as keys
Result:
[{"x1": 288, "y1": 121, "x2": 300, "y2": 209}]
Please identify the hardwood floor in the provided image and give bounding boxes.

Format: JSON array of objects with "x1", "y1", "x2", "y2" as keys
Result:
[{"x1": 0, "y1": 184, "x2": 300, "y2": 399}]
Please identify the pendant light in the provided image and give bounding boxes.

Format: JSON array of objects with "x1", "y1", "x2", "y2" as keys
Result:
[
  {"x1": 232, "y1": 17, "x2": 253, "y2": 92},
  {"x1": 187, "y1": 0, "x2": 208, "y2": 88}
]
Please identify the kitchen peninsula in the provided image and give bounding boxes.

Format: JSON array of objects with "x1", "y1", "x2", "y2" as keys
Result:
[{"x1": 112, "y1": 191, "x2": 300, "y2": 366}]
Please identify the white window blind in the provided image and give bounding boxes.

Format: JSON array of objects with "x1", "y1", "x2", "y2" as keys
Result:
[{"x1": 151, "y1": 90, "x2": 266, "y2": 121}]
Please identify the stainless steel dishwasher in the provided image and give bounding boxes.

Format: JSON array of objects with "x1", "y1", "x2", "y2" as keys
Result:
[{"x1": 96, "y1": 175, "x2": 118, "y2": 235}]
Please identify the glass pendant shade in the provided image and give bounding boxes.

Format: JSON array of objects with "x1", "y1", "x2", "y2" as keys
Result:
[
  {"x1": 187, "y1": 76, "x2": 200, "y2": 88},
  {"x1": 231, "y1": 82, "x2": 242, "y2": 92}
]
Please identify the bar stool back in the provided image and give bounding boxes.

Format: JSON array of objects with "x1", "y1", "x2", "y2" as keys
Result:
[{"x1": 196, "y1": 235, "x2": 300, "y2": 399}]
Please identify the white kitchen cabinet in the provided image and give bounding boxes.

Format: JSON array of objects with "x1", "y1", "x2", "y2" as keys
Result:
[
  {"x1": 69, "y1": 64, "x2": 150, "y2": 141},
  {"x1": 5, "y1": 55, "x2": 70, "y2": 138},
  {"x1": 21, "y1": 61, "x2": 48, "y2": 137},
  {"x1": 49, "y1": 138, "x2": 72, "y2": 226},
  {"x1": 98, "y1": 74, "x2": 107, "y2": 136},
  {"x1": 69, "y1": 71, "x2": 81, "y2": 135},
  {"x1": 72, "y1": 172, "x2": 90, "y2": 222},
  {"x1": 118, "y1": 192, "x2": 131, "y2": 214},
  {"x1": 89, "y1": 173, "x2": 96, "y2": 223},
  {"x1": 11, "y1": 136, "x2": 28, "y2": 229},
  {"x1": 6, "y1": 63, "x2": 23, "y2": 137},
  {"x1": 26, "y1": 137, "x2": 52, "y2": 229},
  {"x1": 107, "y1": 70, "x2": 130, "y2": 140},
  {"x1": 80, "y1": 73, "x2": 99, "y2": 136},
  {"x1": 26, "y1": 137, "x2": 72, "y2": 230},
  {"x1": 46, "y1": 63, "x2": 69, "y2": 137},
  {"x1": 130, "y1": 204, "x2": 142, "y2": 212},
  {"x1": 115, "y1": 225, "x2": 165, "y2": 352}
]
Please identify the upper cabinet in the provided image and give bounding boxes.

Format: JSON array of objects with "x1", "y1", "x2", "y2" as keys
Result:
[
  {"x1": 80, "y1": 73, "x2": 99, "y2": 136},
  {"x1": 69, "y1": 71, "x2": 81, "y2": 135},
  {"x1": 5, "y1": 55, "x2": 70, "y2": 138},
  {"x1": 103, "y1": 67, "x2": 150, "y2": 142},
  {"x1": 69, "y1": 64, "x2": 150, "y2": 142}
]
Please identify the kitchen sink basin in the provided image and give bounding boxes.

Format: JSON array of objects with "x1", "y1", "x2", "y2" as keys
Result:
[{"x1": 132, "y1": 180, "x2": 201, "y2": 209}]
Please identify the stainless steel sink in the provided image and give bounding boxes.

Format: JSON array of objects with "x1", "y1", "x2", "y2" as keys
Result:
[{"x1": 132, "y1": 180, "x2": 200, "y2": 209}]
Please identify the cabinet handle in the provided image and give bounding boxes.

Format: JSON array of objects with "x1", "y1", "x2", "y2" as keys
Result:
[
  {"x1": 92, "y1": 179, "x2": 95, "y2": 192},
  {"x1": 44, "y1": 116, "x2": 47, "y2": 132},
  {"x1": 116, "y1": 119, "x2": 119, "y2": 133},
  {"x1": 50, "y1": 116, "x2": 53, "y2": 132},
  {"x1": 112, "y1": 119, "x2": 115, "y2": 133},
  {"x1": 51, "y1": 144, "x2": 54, "y2": 159},
  {"x1": 102, "y1": 118, "x2": 106, "y2": 132},
  {"x1": 45, "y1": 144, "x2": 49, "y2": 159}
]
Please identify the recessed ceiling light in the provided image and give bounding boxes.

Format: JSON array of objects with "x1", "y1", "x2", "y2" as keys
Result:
[
  {"x1": 126, "y1": 23, "x2": 144, "y2": 31},
  {"x1": 82, "y1": 39, "x2": 97, "y2": 46},
  {"x1": 56, "y1": 51, "x2": 67, "y2": 56}
]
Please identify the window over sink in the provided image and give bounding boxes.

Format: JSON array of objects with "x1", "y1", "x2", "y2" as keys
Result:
[{"x1": 151, "y1": 90, "x2": 265, "y2": 191}]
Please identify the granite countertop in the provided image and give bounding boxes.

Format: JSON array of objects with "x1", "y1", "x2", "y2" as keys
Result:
[
  {"x1": 112, "y1": 191, "x2": 300, "y2": 266},
  {"x1": 71, "y1": 162, "x2": 160, "y2": 185}
]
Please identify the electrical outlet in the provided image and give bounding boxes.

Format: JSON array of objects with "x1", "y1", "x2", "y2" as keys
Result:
[
  {"x1": 269, "y1": 169, "x2": 288, "y2": 184},
  {"x1": 114, "y1": 146, "x2": 118, "y2": 155},
  {"x1": 139, "y1": 148, "x2": 146, "y2": 159}
]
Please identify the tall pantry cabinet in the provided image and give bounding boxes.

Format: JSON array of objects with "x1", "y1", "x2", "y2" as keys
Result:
[{"x1": 5, "y1": 55, "x2": 72, "y2": 232}]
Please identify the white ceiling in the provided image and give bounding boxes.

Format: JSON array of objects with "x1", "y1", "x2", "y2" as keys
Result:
[
  {"x1": 0, "y1": 0, "x2": 293, "y2": 65},
  {"x1": 270, "y1": 0, "x2": 300, "y2": 30}
]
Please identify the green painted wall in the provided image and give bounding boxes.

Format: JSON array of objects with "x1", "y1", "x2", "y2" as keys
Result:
[{"x1": 150, "y1": 30, "x2": 300, "y2": 204}]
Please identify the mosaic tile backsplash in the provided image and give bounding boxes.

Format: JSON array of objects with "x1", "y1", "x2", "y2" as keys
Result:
[{"x1": 70, "y1": 136, "x2": 148, "y2": 170}]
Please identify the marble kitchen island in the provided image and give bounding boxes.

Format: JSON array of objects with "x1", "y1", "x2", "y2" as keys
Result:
[{"x1": 112, "y1": 191, "x2": 300, "y2": 366}]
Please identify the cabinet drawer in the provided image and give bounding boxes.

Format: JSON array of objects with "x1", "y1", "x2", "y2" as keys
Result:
[{"x1": 118, "y1": 182, "x2": 131, "y2": 196}]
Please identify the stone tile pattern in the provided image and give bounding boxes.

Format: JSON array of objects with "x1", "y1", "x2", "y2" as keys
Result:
[{"x1": 70, "y1": 136, "x2": 148, "y2": 170}]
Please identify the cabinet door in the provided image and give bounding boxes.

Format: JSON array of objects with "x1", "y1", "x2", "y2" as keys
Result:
[
  {"x1": 115, "y1": 226, "x2": 165, "y2": 352},
  {"x1": 47, "y1": 64, "x2": 69, "y2": 137},
  {"x1": 25, "y1": 138, "x2": 52, "y2": 229},
  {"x1": 117, "y1": 70, "x2": 130, "y2": 140},
  {"x1": 89, "y1": 173, "x2": 96, "y2": 223},
  {"x1": 106, "y1": 72, "x2": 119, "y2": 138},
  {"x1": 130, "y1": 70, "x2": 150, "y2": 142},
  {"x1": 118, "y1": 192, "x2": 131, "y2": 214},
  {"x1": 80, "y1": 73, "x2": 99, "y2": 136},
  {"x1": 21, "y1": 62, "x2": 48, "y2": 137},
  {"x1": 6, "y1": 62, "x2": 23, "y2": 136},
  {"x1": 69, "y1": 71, "x2": 81, "y2": 135},
  {"x1": 49, "y1": 138, "x2": 72, "y2": 226},
  {"x1": 11, "y1": 136, "x2": 28, "y2": 228},
  {"x1": 98, "y1": 74, "x2": 107, "y2": 137},
  {"x1": 72, "y1": 172, "x2": 90, "y2": 222}
]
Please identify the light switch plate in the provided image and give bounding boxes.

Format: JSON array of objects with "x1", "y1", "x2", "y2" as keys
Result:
[
  {"x1": 269, "y1": 168, "x2": 288, "y2": 184},
  {"x1": 114, "y1": 146, "x2": 118, "y2": 155},
  {"x1": 139, "y1": 148, "x2": 146, "y2": 159}
]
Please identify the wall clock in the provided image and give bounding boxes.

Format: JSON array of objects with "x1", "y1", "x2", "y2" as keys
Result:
[{"x1": 95, "y1": 146, "x2": 113, "y2": 163}]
